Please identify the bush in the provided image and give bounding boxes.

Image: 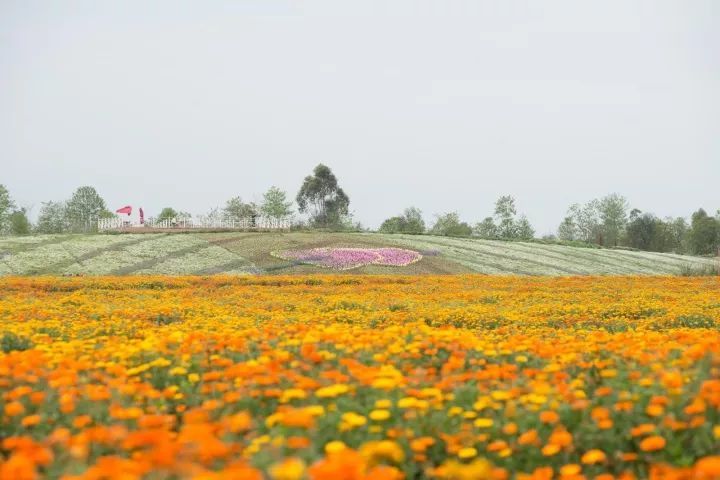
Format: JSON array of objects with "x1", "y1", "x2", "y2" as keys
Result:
[{"x1": 1, "y1": 332, "x2": 34, "y2": 353}]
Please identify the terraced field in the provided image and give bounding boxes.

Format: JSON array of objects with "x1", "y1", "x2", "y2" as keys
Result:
[{"x1": 0, "y1": 232, "x2": 716, "y2": 275}]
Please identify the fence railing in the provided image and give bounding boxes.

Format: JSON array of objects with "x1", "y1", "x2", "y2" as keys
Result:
[{"x1": 98, "y1": 217, "x2": 294, "y2": 231}]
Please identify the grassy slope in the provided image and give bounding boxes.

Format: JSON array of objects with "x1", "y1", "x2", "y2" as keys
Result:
[{"x1": 0, "y1": 232, "x2": 717, "y2": 276}]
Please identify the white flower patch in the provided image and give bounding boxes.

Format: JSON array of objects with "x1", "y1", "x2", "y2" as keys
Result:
[
  {"x1": 136, "y1": 246, "x2": 254, "y2": 274},
  {"x1": 124, "y1": 235, "x2": 206, "y2": 259},
  {"x1": 3, "y1": 243, "x2": 75, "y2": 274}
]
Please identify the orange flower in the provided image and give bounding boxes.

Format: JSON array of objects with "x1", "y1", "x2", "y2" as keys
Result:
[
  {"x1": 518, "y1": 429, "x2": 539, "y2": 446},
  {"x1": 639, "y1": 435, "x2": 666, "y2": 452},
  {"x1": 581, "y1": 449, "x2": 606, "y2": 465},
  {"x1": 694, "y1": 456, "x2": 720, "y2": 477},
  {"x1": 4, "y1": 401, "x2": 25, "y2": 417},
  {"x1": 539, "y1": 411, "x2": 559, "y2": 424}
]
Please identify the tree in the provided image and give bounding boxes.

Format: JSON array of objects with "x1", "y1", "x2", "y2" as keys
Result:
[
  {"x1": 9, "y1": 209, "x2": 31, "y2": 235},
  {"x1": 515, "y1": 215, "x2": 535, "y2": 240},
  {"x1": 223, "y1": 197, "x2": 258, "y2": 222},
  {"x1": 598, "y1": 193, "x2": 628, "y2": 247},
  {"x1": 666, "y1": 217, "x2": 689, "y2": 253},
  {"x1": 689, "y1": 209, "x2": 719, "y2": 255},
  {"x1": 474, "y1": 217, "x2": 497, "y2": 239},
  {"x1": 296, "y1": 164, "x2": 350, "y2": 227},
  {"x1": 626, "y1": 210, "x2": 657, "y2": 251},
  {"x1": 379, "y1": 216, "x2": 405, "y2": 234},
  {"x1": 430, "y1": 212, "x2": 472, "y2": 237},
  {"x1": 260, "y1": 186, "x2": 293, "y2": 220},
  {"x1": 379, "y1": 207, "x2": 425, "y2": 234},
  {"x1": 36, "y1": 201, "x2": 69, "y2": 234},
  {"x1": 0, "y1": 185, "x2": 16, "y2": 235},
  {"x1": 65, "y1": 186, "x2": 107, "y2": 232},
  {"x1": 557, "y1": 215, "x2": 577, "y2": 242},
  {"x1": 401, "y1": 207, "x2": 425, "y2": 234},
  {"x1": 156, "y1": 208, "x2": 179, "y2": 223},
  {"x1": 494, "y1": 195, "x2": 517, "y2": 240},
  {"x1": 564, "y1": 201, "x2": 601, "y2": 244}
]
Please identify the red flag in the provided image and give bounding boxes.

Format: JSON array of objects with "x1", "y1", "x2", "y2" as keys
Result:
[
  {"x1": 116, "y1": 206, "x2": 132, "y2": 216},
  {"x1": 139, "y1": 208, "x2": 144, "y2": 224}
]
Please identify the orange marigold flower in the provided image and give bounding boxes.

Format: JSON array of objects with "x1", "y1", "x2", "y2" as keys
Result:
[
  {"x1": 639, "y1": 435, "x2": 666, "y2": 452},
  {"x1": 581, "y1": 449, "x2": 606, "y2": 465},
  {"x1": 4, "y1": 401, "x2": 25, "y2": 417},
  {"x1": 539, "y1": 411, "x2": 559, "y2": 424}
]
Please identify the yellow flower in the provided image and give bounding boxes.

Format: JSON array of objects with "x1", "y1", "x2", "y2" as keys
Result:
[
  {"x1": 457, "y1": 447, "x2": 477, "y2": 459},
  {"x1": 325, "y1": 441, "x2": 347, "y2": 454},
  {"x1": 188, "y1": 373, "x2": 200, "y2": 383},
  {"x1": 269, "y1": 457, "x2": 305, "y2": 480},
  {"x1": 474, "y1": 418, "x2": 494, "y2": 428},
  {"x1": 398, "y1": 397, "x2": 418, "y2": 408},
  {"x1": 315, "y1": 384, "x2": 349, "y2": 398},
  {"x1": 369, "y1": 409, "x2": 391, "y2": 421}
]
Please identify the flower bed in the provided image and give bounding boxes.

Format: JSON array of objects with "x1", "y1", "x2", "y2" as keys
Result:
[{"x1": 272, "y1": 247, "x2": 422, "y2": 270}]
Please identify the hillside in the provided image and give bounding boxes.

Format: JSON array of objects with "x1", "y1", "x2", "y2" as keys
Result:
[{"x1": 0, "y1": 231, "x2": 716, "y2": 276}]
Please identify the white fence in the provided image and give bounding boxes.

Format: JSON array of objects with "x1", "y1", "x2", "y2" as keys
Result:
[{"x1": 98, "y1": 216, "x2": 294, "y2": 231}]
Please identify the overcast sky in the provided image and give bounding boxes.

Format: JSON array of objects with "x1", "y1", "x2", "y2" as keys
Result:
[{"x1": 2, "y1": 1, "x2": 718, "y2": 234}]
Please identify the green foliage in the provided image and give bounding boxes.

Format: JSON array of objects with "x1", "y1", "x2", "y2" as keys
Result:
[
  {"x1": 430, "y1": 212, "x2": 472, "y2": 237},
  {"x1": 1, "y1": 331, "x2": 34, "y2": 353},
  {"x1": 9, "y1": 208, "x2": 31, "y2": 235},
  {"x1": 156, "y1": 207, "x2": 179, "y2": 222},
  {"x1": 689, "y1": 208, "x2": 719, "y2": 255},
  {"x1": 560, "y1": 195, "x2": 628, "y2": 247},
  {"x1": 0, "y1": 184, "x2": 16, "y2": 234},
  {"x1": 36, "y1": 201, "x2": 69, "y2": 234},
  {"x1": 514, "y1": 215, "x2": 534, "y2": 240},
  {"x1": 260, "y1": 186, "x2": 293, "y2": 220},
  {"x1": 223, "y1": 197, "x2": 258, "y2": 222},
  {"x1": 494, "y1": 195, "x2": 517, "y2": 239},
  {"x1": 473, "y1": 217, "x2": 497, "y2": 239},
  {"x1": 379, "y1": 207, "x2": 425, "y2": 234},
  {"x1": 65, "y1": 186, "x2": 108, "y2": 232},
  {"x1": 296, "y1": 164, "x2": 350, "y2": 227},
  {"x1": 481, "y1": 196, "x2": 534, "y2": 240},
  {"x1": 598, "y1": 193, "x2": 628, "y2": 247},
  {"x1": 626, "y1": 210, "x2": 657, "y2": 250},
  {"x1": 557, "y1": 215, "x2": 576, "y2": 242}
]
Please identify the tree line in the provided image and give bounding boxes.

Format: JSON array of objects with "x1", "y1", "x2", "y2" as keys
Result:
[{"x1": 1, "y1": 164, "x2": 718, "y2": 256}]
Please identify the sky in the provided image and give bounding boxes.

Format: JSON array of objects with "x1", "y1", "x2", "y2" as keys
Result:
[{"x1": 2, "y1": 0, "x2": 718, "y2": 234}]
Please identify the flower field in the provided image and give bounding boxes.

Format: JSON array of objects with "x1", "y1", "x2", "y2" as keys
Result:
[
  {"x1": 271, "y1": 248, "x2": 423, "y2": 270},
  {"x1": 1, "y1": 275, "x2": 719, "y2": 479},
  {"x1": 2, "y1": 232, "x2": 717, "y2": 276}
]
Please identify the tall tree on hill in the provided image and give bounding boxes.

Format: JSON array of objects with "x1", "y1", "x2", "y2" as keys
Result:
[
  {"x1": 9, "y1": 208, "x2": 31, "y2": 235},
  {"x1": 689, "y1": 208, "x2": 719, "y2": 255},
  {"x1": 296, "y1": 164, "x2": 350, "y2": 227},
  {"x1": 557, "y1": 215, "x2": 577, "y2": 242},
  {"x1": 515, "y1": 215, "x2": 535, "y2": 240},
  {"x1": 36, "y1": 201, "x2": 69, "y2": 234},
  {"x1": 494, "y1": 195, "x2": 517, "y2": 239},
  {"x1": 473, "y1": 217, "x2": 497, "y2": 239},
  {"x1": 65, "y1": 186, "x2": 108, "y2": 232},
  {"x1": 626, "y1": 209, "x2": 657, "y2": 251},
  {"x1": 260, "y1": 186, "x2": 293, "y2": 221},
  {"x1": 598, "y1": 193, "x2": 628, "y2": 247},
  {"x1": 0, "y1": 184, "x2": 16, "y2": 235}
]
